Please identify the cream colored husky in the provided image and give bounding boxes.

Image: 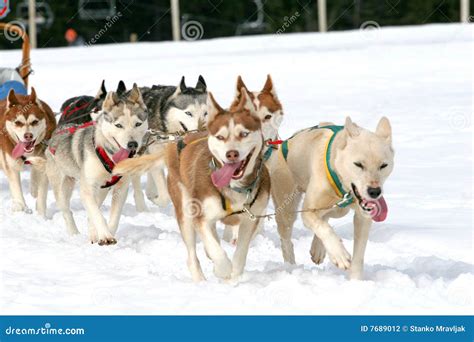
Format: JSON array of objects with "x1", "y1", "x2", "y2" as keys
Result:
[{"x1": 272, "y1": 117, "x2": 394, "y2": 279}]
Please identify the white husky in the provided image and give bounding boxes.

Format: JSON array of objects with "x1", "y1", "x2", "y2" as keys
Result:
[{"x1": 272, "y1": 117, "x2": 394, "y2": 279}]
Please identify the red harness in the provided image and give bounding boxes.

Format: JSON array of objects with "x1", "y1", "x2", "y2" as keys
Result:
[
  {"x1": 62, "y1": 100, "x2": 91, "y2": 119},
  {"x1": 50, "y1": 121, "x2": 127, "y2": 188}
]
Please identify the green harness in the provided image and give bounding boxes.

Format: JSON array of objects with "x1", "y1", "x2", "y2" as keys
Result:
[{"x1": 281, "y1": 125, "x2": 354, "y2": 208}]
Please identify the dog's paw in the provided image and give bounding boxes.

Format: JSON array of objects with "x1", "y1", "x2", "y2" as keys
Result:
[
  {"x1": 213, "y1": 257, "x2": 232, "y2": 279},
  {"x1": 324, "y1": 235, "x2": 351, "y2": 270},
  {"x1": 310, "y1": 236, "x2": 326, "y2": 265},
  {"x1": 11, "y1": 202, "x2": 32, "y2": 214},
  {"x1": 98, "y1": 237, "x2": 117, "y2": 246},
  {"x1": 135, "y1": 203, "x2": 149, "y2": 213},
  {"x1": 150, "y1": 196, "x2": 170, "y2": 207}
]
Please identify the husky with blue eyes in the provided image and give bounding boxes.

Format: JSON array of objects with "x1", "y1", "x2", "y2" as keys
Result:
[
  {"x1": 32, "y1": 85, "x2": 149, "y2": 245},
  {"x1": 139, "y1": 76, "x2": 208, "y2": 207}
]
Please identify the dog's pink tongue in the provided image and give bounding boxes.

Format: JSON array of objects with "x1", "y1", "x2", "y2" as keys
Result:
[
  {"x1": 12, "y1": 142, "x2": 27, "y2": 159},
  {"x1": 112, "y1": 148, "x2": 131, "y2": 164},
  {"x1": 211, "y1": 162, "x2": 242, "y2": 188},
  {"x1": 363, "y1": 196, "x2": 388, "y2": 222}
]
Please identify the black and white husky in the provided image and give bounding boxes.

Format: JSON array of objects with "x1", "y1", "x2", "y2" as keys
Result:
[
  {"x1": 57, "y1": 81, "x2": 149, "y2": 212},
  {"x1": 41, "y1": 85, "x2": 149, "y2": 245},
  {"x1": 139, "y1": 76, "x2": 208, "y2": 206}
]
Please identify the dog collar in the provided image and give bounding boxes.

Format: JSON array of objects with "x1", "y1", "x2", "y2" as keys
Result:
[{"x1": 92, "y1": 136, "x2": 134, "y2": 189}]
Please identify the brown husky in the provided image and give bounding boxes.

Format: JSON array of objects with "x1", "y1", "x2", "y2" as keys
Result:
[
  {"x1": 114, "y1": 89, "x2": 270, "y2": 281},
  {"x1": 0, "y1": 88, "x2": 56, "y2": 216}
]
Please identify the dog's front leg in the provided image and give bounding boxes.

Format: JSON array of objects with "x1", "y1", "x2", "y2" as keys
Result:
[
  {"x1": 350, "y1": 209, "x2": 372, "y2": 280},
  {"x1": 231, "y1": 217, "x2": 259, "y2": 279},
  {"x1": 108, "y1": 178, "x2": 130, "y2": 236},
  {"x1": 131, "y1": 175, "x2": 148, "y2": 212},
  {"x1": 150, "y1": 167, "x2": 170, "y2": 207},
  {"x1": 5, "y1": 168, "x2": 30, "y2": 213},
  {"x1": 145, "y1": 172, "x2": 158, "y2": 201},
  {"x1": 35, "y1": 171, "x2": 48, "y2": 218},
  {"x1": 301, "y1": 210, "x2": 351, "y2": 270},
  {"x1": 87, "y1": 188, "x2": 109, "y2": 243},
  {"x1": 30, "y1": 166, "x2": 39, "y2": 198},
  {"x1": 198, "y1": 219, "x2": 232, "y2": 279},
  {"x1": 80, "y1": 181, "x2": 116, "y2": 246}
]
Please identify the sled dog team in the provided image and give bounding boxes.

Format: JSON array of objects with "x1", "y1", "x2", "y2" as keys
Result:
[{"x1": 0, "y1": 75, "x2": 394, "y2": 281}]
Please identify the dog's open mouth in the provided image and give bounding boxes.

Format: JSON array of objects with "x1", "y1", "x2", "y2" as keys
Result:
[
  {"x1": 351, "y1": 183, "x2": 388, "y2": 222},
  {"x1": 231, "y1": 150, "x2": 253, "y2": 180},
  {"x1": 180, "y1": 122, "x2": 189, "y2": 132},
  {"x1": 210, "y1": 149, "x2": 254, "y2": 188},
  {"x1": 12, "y1": 140, "x2": 36, "y2": 159}
]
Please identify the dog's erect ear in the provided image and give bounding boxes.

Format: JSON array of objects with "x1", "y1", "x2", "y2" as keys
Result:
[
  {"x1": 207, "y1": 92, "x2": 224, "y2": 122},
  {"x1": 179, "y1": 76, "x2": 187, "y2": 93},
  {"x1": 262, "y1": 74, "x2": 278, "y2": 97},
  {"x1": 376, "y1": 116, "x2": 392, "y2": 143},
  {"x1": 29, "y1": 87, "x2": 43, "y2": 108},
  {"x1": 195, "y1": 75, "x2": 207, "y2": 91},
  {"x1": 116, "y1": 80, "x2": 127, "y2": 96},
  {"x1": 103, "y1": 91, "x2": 119, "y2": 112},
  {"x1": 96, "y1": 80, "x2": 107, "y2": 99},
  {"x1": 6, "y1": 89, "x2": 18, "y2": 108},
  {"x1": 235, "y1": 75, "x2": 249, "y2": 99},
  {"x1": 128, "y1": 83, "x2": 145, "y2": 106},
  {"x1": 30, "y1": 87, "x2": 37, "y2": 103},
  {"x1": 344, "y1": 116, "x2": 360, "y2": 138},
  {"x1": 236, "y1": 87, "x2": 256, "y2": 114}
]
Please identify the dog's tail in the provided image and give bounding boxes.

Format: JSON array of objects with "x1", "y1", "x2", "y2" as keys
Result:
[
  {"x1": 26, "y1": 156, "x2": 47, "y2": 172},
  {"x1": 114, "y1": 151, "x2": 166, "y2": 176}
]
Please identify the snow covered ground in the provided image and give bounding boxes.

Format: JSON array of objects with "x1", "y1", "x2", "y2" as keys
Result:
[{"x1": 0, "y1": 23, "x2": 472, "y2": 315}]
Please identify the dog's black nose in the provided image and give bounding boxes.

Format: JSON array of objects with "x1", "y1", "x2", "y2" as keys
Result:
[
  {"x1": 127, "y1": 141, "x2": 138, "y2": 150},
  {"x1": 367, "y1": 187, "x2": 382, "y2": 199},
  {"x1": 226, "y1": 150, "x2": 240, "y2": 162},
  {"x1": 24, "y1": 132, "x2": 33, "y2": 141}
]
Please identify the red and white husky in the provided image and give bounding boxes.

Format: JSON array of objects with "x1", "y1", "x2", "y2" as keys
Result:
[
  {"x1": 114, "y1": 89, "x2": 271, "y2": 281},
  {"x1": 0, "y1": 88, "x2": 56, "y2": 216}
]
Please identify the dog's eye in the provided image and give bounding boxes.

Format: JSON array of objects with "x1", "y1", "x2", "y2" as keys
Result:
[
  {"x1": 264, "y1": 114, "x2": 272, "y2": 120},
  {"x1": 135, "y1": 122, "x2": 142, "y2": 127},
  {"x1": 31, "y1": 120, "x2": 39, "y2": 126},
  {"x1": 216, "y1": 135, "x2": 225, "y2": 141},
  {"x1": 185, "y1": 111, "x2": 193, "y2": 117},
  {"x1": 240, "y1": 131, "x2": 249, "y2": 138},
  {"x1": 354, "y1": 162, "x2": 364, "y2": 170},
  {"x1": 203, "y1": 112, "x2": 208, "y2": 117},
  {"x1": 14, "y1": 121, "x2": 24, "y2": 127},
  {"x1": 115, "y1": 123, "x2": 123, "y2": 129},
  {"x1": 380, "y1": 163, "x2": 388, "y2": 170}
]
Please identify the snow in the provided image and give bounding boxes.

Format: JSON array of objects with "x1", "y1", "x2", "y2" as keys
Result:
[{"x1": 0, "y1": 23, "x2": 473, "y2": 314}]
